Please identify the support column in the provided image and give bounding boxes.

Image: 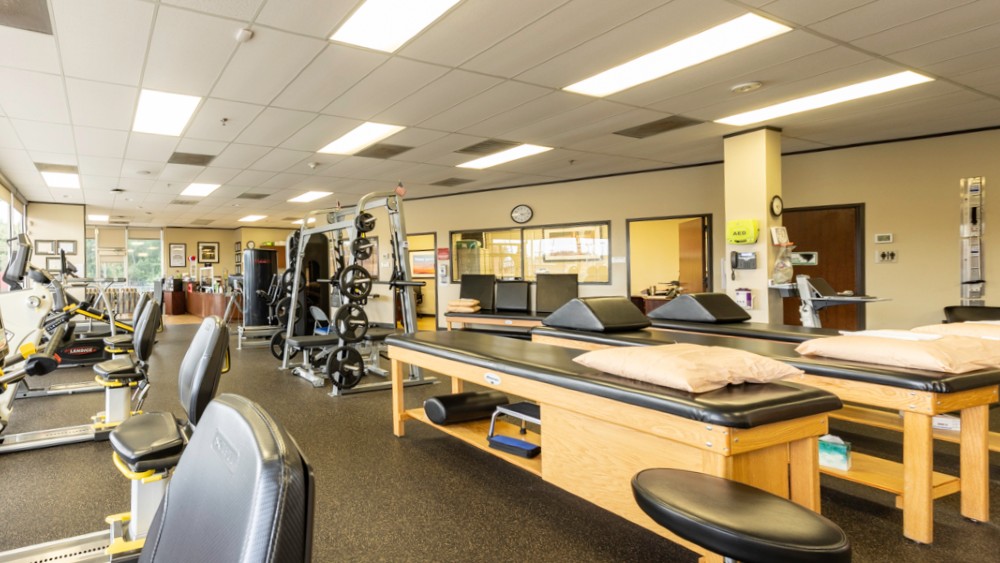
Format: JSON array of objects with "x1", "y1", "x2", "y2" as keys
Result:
[{"x1": 723, "y1": 127, "x2": 782, "y2": 322}]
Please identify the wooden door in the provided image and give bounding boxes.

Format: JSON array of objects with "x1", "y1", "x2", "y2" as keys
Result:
[
  {"x1": 678, "y1": 218, "x2": 705, "y2": 293},
  {"x1": 781, "y1": 205, "x2": 864, "y2": 330}
]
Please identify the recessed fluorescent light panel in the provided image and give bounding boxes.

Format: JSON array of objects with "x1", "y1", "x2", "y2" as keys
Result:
[
  {"x1": 180, "y1": 183, "x2": 220, "y2": 197},
  {"x1": 132, "y1": 89, "x2": 201, "y2": 136},
  {"x1": 330, "y1": 0, "x2": 460, "y2": 53},
  {"x1": 288, "y1": 191, "x2": 332, "y2": 203},
  {"x1": 715, "y1": 71, "x2": 934, "y2": 126},
  {"x1": 239, "y1": 215, "x2": 266, "y2": 222},
  {"x1": 456, "y1": 144, "x2": 552, "y2": 170},
  {"x1": 565, "y1": 14, "x2": 790, "y2": 97},
  {"x1": 88, "y1": 214, "x2": 109, "y2": 222},
  {"x1": 318, "y1": 122, "x2": 405, "y2": 155},
  {"x1": 36, "y1": 163, "x2": 80, "y2": 188},
  {"x1": 292, "y1": 218, "x2": 318, "y2": 225}
]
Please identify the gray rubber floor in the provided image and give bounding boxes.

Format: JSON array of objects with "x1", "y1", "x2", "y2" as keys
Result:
[{"x1": 1, "y1": 323, "x2": 998, "y2": 562}]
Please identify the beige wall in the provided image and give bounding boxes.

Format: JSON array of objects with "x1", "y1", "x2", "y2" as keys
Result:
[
  {"x1": 163, "y1": 227, "x2": 239, "y2": 278},
  {"x1": 25, "y1": 203, "x2": 84, "y2": 272},
  {"x1": 629, "y1": 219, "x2": 680, "y2": 295},
  {"x1": 783, "y1": 129, "x2": 1000, "y2": 328}
]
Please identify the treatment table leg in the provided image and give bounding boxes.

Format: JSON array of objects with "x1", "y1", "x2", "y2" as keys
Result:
[
  {"x1": 391, "y1": 358, "x2": 406, "y2": 437},
  {"x1": 960, "y1": 404, "x2": 989, "y2": 523},
  {"x1": 902, "y1": 412, "x2": 934, "y2": 544},
  {"x1": 789, "y1": 436, "x2": 821, "y2": 512}
]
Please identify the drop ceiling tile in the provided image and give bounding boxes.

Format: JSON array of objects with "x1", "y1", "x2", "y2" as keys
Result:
[
  {"x1": 162, "y1": 0, "x2": 265, "y2": 20},
  {"x1": 229, "y1": 169, "x2": 275, "y2": 186},
  {"x1": 851, "y1": 0, "x2": 1000, "y2": 55},
  {"x1": 376, "y1": 70, "x2": 502, "y2": 127},
  {"x1": 260, "y1": 173, "x2": 309, "y2": 189},
  {"x1": 256, "y1": 0, "x2": 354, "y2": 37},
  {"x1": 0, "y1": 148, "x2": 39, "y2": 172},
  {"x1": 891, "y1": 20, "x2": 1000, "y2": 67},
  {"x1": 81, "y1": 175, "x2": 119, "y2": 189},
  {"x1": 11, "y1": 120, "x2": 74, "y2": 152},
  {"x1": 185, "y1": 98, "x2": 265, "y2": 142},
  {"x1": 380, "y1": 128, "x2": 448, "y2": 150},
  {"x1": 757, "y1": 0, "x2": 876, "y2": 26},
  {"x1": 116, "y1": 177, "x2": 156, "y2": 191},
  {"x1": 279, "y1": 115, "x2": 358, "y2": 152},
  {"x1": 461, "y1": 0, "x2": 673, "y2": 77},
  {"x1": 811, "y1": 0, "x2": 977, "y2": 42},
  {"x1": 459, "y1": 90, "x2": 591, "y2": 137},
  {"x1": 0, "y1": 118, "x2": 21, "y2": 149},
  {"x1": 0, "y1": 23, "x2": 60, "y2": 74},
  {"x1": 26, "y1": 150, "x2": 77, "y2": 166},
  {"x1": 251, "y1": 148, "x2": 313, "y2": 172},
  {"x1": 52, "y1": 0, "x2": 154, "y2": 85},
  {"x1": 175, "y1": 138, "x2": 229, "y2": 157},
  {"x1": 0, "y1": 67, "x2": 70, "y2": 123},
  {"x1": 420, "y1": 80, "x2": 553, "y2": 133},
  {"x1": 65, "y1": 78, "x2": 136, "y2": 130},
  {"x1": 272, "y1": 44, "x2": 387, "y2": 113},
  {"x1": 382, "y1": 133, "x2": 482, "y2": 165},
  {"x1": 158, "y1": 163, "x2": 203, "y2": 182},
  {"x1": 125, "y1": 133, "x2": 180, "y2": 162},
  {"x1": 401, "y1": 0, "x2": 568, "y2": 66},
  {"x1": 74, "y1": 127, "x2": 128, "y2": 158},
  {"x1": 235, "y1": 107, "x2": 316, "y2": 146},
  {"x1": 143, "y1": 7, "x2": 240, "y2": 96},
  {"x1": 925, "y1": 45, "x2": 1000, "y2": 77},
  {"x1": 502, "y1": 100, "x2": 633, "y2": 143},
  {"x1": 196, "y1": 167, "x2": 241, "y2": 185},
  {"x1": 321, "y1": 58, "x2": 449, "y2": 120},
  {"x1": 211, "y1": 27, "x2": 326, "y2": 105},
  {"x1": 78, "y1": 156, "x2": 123, "y2": 177},
  {"x1": 211, "y1": 144, "x2": 271, "y2": 169},
  {"x1": 121, "y1": 160, "x2": 165, "y2": 179}
]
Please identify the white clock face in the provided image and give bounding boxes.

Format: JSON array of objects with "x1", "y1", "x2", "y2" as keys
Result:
[{"x1": 511, "y1": 204, "x2": 532, "y2": 223}]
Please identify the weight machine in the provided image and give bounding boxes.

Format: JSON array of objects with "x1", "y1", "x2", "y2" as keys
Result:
[{"x1": 281, "y1": 186, "x2": 432, "y2": 395}]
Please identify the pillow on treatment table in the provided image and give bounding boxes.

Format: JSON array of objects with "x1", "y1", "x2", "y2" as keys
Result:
[
  {"x1": 911, "y1": 322, "x2": 1000, "y2": 340},
  {"x1": 447, "y1": 305, "x2": 481, "y2": 313},
  {"x1": 795, "y1": 334, "x2": 1000, "y2": 373},
  {"x1": 571, "y1": 343, "x2": 803, "y2": 393}
]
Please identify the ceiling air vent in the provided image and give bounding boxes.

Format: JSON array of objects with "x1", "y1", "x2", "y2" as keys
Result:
[
  {"x1": 167, "y1": 152, "x2": 216, "y2": 166},
  {"x1": 354, "y1": 143, "x2": 413, "y2": 159},
  {"x1": 0, "y1": 0, "x2": 52, "y2": 35},
  {"x1": 613, "y1": 115, "x2": 703, "y2": 139},
  {"x1": 108, "y1": 220, "x2": 129, "y2": 226},
  {"x1": 170, "y1": 199, "x2": 198, "y2": 205},
  {"x1": 190, "y1": 219, "x2": 214, "y2": 226},
  {"x1": 455, "y1": 139, "x2": 520, "y2": 155},
  {"x1": 236, "y1": 193, "x2": 268, "y2": 200},
  {"x1": 431, "y1": 177, "x2": 474, "y2": 187}
]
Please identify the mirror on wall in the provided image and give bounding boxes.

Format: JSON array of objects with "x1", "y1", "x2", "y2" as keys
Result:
[{"x1": 627, "y1": 214, "x2": 711, "y2": 311}]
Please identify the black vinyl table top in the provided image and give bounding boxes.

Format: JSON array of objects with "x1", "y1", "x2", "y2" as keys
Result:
[{"x1": 647, "y1": 318, "x2": 840, "y2": 343}]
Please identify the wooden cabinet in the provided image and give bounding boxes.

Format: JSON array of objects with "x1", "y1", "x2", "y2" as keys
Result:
[
  {"x1": 163, "y1": 290, "x2": 186, "y2": 315},
  {"x1": 184, "y1": 291, "x2": 239, "y2": 320}
]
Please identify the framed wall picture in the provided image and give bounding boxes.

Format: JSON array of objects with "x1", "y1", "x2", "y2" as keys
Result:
[
  {"x1": 408, "y1": 250, "x2": 435, "y2": 278},
  {"x1": 198, "y1": 242, "x2": 220, "y2": 263},
  {"x1": 169, "y1": 243, "x2": 187, "y2": 268},
  {"x1": 234, "y1": 241, "x2": 241, "y2": 252},
  {"x1": 57, "y1": 240, "x2": 78, "y2": 255},
  {"x1": 45, "y1": 256, "x2": 61, "y2": 271},
  {"x1": 34, "y1": 240, "x2": 55, "y2": 255}
]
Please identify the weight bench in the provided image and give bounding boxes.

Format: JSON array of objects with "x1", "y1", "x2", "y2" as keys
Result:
[
  {"x1": 388, "y1": 331, "x2": 841, "y2": 562},
  {"x1": 359, "y1": 326, "x2": 396, "y2": 377},
  {"x1": 534, "y1": 296, "x2": 1000, "y2": 544},
  {"x1": 286, "y1": 333, "x2": 343, "y2": 387}
]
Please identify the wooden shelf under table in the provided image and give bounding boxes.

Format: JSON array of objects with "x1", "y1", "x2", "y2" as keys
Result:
[
  {"x1": 831, "y1": 404, "x2": 1000, "y2": 453},
  {"x1": 404, "y1": 408, "x2": 542, "y2": 477},
  {"x1": 820, "y1": 452, "x2": 960, "y2": 503}
]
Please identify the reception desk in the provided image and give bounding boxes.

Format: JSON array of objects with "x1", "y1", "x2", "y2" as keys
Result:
[{"x1": 184, "y1": 290, "x2": 239, "y2": 320}]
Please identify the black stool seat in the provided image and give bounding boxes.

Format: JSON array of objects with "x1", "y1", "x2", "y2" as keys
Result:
[
  {"x1": 94, "y1": 356, "x2": 143, "y2": 381},
  {"x1": 286, "y1": 334, "x2": 340, "y2": 348},
  {"x1": 110, "y1": 412, "x2": 184, "y2": 472},
  {"x1": 363, "y1": 328, "x2": 396, "y2": 342},
  {"x1": 632, "y1": 469, "x2": 850, "y2": 563}
]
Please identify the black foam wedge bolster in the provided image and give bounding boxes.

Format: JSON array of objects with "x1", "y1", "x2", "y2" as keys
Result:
[
  {"x1": 542, "y1": 297, "x2": 651, "y2": 332},
  {"x1": 648, "y1": 318, "x2": 839, "y2": 343},
  {"x1": 387, "y1": 331, "x2": 841, "y2": 429}
]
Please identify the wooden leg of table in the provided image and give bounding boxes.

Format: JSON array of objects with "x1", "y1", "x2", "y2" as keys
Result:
[
  {"x1": 391, "y1": 358, "x2": 406, "y2": 437},
  {"x1": 789, "y1": 436, "x2": 821, "y2": 512},
  {"x1": 903, "y1": 411, "x2": 934, "y2": 544},
  {"x1": 451, "y1": 377, "x2": 464, "y2": 394},
  {"x1": 960, "y1": 404, "x2": 989, "y2": 522}
]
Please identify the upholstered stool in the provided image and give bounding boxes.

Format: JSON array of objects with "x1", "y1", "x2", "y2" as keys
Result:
[{"x1": 632, "y1": 468, "x2": 850, "y2": 563}]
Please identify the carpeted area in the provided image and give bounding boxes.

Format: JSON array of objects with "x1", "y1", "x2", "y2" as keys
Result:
[{"x1": 1, "y1": 322, "x2": 998, "y2": 562}]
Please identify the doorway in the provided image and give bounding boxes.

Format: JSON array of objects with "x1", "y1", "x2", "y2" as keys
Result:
[
  {"x1": 781, "y1": 204, "x2": 865, "y2": 330},
  {"x1": 406, "y1": 232, "x2": 437, "y2": 329},
  {"x1": 626, "y1": 215, "x2": 711, "y2": 310}
]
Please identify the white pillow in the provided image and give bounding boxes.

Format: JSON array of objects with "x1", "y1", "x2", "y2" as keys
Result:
[
  {"x1": 912, "y1": 323, "x2": 1000, "y2": 340},
  {"x1": 572, "y1": 343, "x2": 803, "y2": 393},
  {"x1": 795, "y1": 334, "x2": 1000, "y2": 374}
]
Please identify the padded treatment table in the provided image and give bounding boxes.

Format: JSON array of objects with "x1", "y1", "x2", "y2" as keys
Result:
[
  {"x1": 532, "y1": 325, "x2": 1000, "y2": 544},
  {"x1": 388, "y1": 331, "x2": 841, "y2": 563},
  {"x1": 647, "y1": 318, "x2": 839, "y2": 343},
  {"x1": 444, "y1": 310, "x2": 546, "y2": 335}
]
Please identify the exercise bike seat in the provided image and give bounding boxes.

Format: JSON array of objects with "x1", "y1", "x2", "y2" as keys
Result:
[
  {"x1": 104, "y1": 333, "x2": 135, "y2": 349},
  {"x1": 110, "y1": 412, "x2": 184, "y2": 472},
  {"x1": 94, "y1": 356, "x2": 143, "y2": 381}
]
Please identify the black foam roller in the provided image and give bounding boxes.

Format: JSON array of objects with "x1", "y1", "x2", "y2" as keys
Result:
[{"x1": 423, "y1": 391, "x2": 509, "y2": 425}]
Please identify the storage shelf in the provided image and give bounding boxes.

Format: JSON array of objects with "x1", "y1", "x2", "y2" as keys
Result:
[
  {"x1": 820, "y1": 452, "x2": 960, "y2": 500},
  {"x1": 831, "y1": 404, "x2": 1000, "y2": 453},
  {"x1": 405, "y1": 408, "x2": 541, "y2": 476}
]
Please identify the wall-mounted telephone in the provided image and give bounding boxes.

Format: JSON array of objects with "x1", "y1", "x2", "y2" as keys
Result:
[{"x1": 730, "y1": 251, "x2": 757, "y2": 280}]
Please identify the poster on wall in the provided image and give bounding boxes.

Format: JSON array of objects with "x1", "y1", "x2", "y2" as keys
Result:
[
  {"x1": 409, "y1": 250, "x2": 435, "y2": 278},
  {"x1": 169, "y1": 243, "x2": 186, "y2": 268}
]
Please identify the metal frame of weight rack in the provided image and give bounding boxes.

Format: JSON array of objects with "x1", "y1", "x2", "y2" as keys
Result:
[{"x1": 281, "y1": 187, "x2": 429, "y2": 394}]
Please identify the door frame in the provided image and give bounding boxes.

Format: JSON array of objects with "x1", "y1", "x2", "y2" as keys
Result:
[
  {"x1": 784, "y1": 203, "x2": 866, "y2": 327},
  {"x1": 407, "y1": 231, "x2": 438, "y2": 323},
  {"x1": 625, "y1": 213, "x2": 713, "y2": 296}
]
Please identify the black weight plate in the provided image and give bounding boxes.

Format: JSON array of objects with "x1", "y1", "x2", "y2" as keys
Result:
[
  {"x1": 282, "y1": 269, "x2": 306, "y2": 293},
  {"x1": 354, "y1": 212, "x2": 376, "y2": 233},
  {"x1": 275, "y1": 297, "x2": 303, "y2": 327},
  {"x1": 351, "y1": 237, "x2": 374, "y2": 261},
  {"x1": 333, "y1": 303, "x2": 368, "y2": 343},
  {"x1": 338, "y1": 264, "x2": 372, "y2": 302},
  {"x1": 269, "y1": 331, "x2": 299, "y2": 361},
  {"x1": 327, "y1": 346, "x2": 364, "y2": 389}
]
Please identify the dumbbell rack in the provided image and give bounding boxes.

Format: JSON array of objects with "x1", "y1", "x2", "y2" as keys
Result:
[{"x1": 282, "y1": 186, "x2": 433, "y2": 395}]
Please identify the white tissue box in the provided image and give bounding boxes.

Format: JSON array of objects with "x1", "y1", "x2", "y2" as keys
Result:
[{"x1": 818, "y1": 435, "x2": 851, "y2": 471}]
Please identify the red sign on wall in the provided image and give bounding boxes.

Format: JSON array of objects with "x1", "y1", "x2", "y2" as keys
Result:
[{"x1": 436, "y1": 248, "x2": 450, "y2": 262}]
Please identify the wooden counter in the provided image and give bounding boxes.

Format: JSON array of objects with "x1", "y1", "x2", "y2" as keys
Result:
[{"x1": 185, "y1": 291, "x2": 239, "y2": 320}]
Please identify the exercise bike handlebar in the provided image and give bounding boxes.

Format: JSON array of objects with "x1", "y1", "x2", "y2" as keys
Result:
[{"x1": 0, "y1": 326, "x2": 65, "y2": 386}]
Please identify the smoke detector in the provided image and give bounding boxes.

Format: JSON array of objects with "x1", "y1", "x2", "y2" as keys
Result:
[{"x1": 731, "y1": 81, "x2": 762, "y2": 94}]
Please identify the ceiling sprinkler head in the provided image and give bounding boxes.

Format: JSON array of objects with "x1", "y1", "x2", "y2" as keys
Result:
[{"x1": 730, "y1": 81, "x2": 763, "y2": 94}]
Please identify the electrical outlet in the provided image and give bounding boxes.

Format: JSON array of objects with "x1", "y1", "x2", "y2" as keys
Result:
[{"x1": 875, "y1": 249, "x2": 898, "y2": 263}]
